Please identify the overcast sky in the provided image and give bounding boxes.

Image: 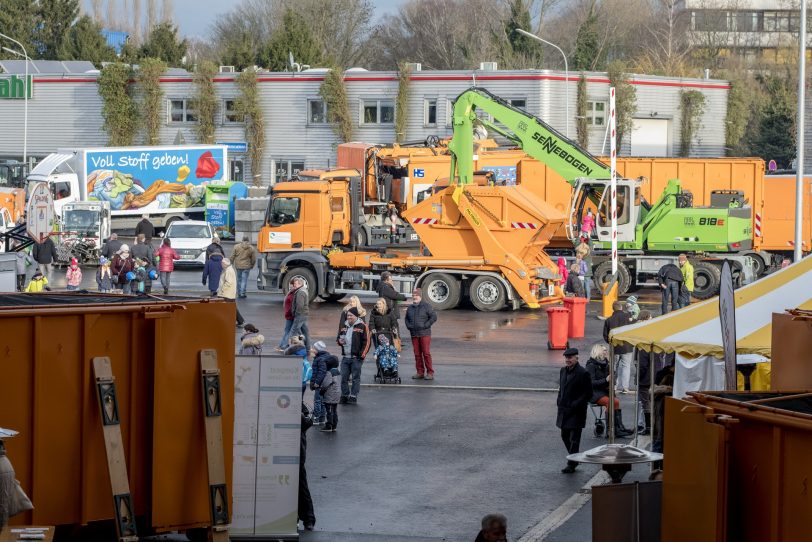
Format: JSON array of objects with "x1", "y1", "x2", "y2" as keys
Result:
[{"x1": 84, "y1": 0, "x2": 409, "y2": 39}]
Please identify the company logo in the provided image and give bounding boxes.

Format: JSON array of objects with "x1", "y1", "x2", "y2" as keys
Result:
[
  {"x1": 684, "y1": 217, "x2": 695, "y2": 226},
  {"x1": 517, "y1": 121, "x2": 528, "y2": 133},
  {"x1": 699, "y1": 218, "x2": 725, "y2": 226},
  {"x1": 531, "y1": 132, "x2": 593, "y2": 175},
  {"x1": 0, "y1": 75, "x2": 33, "y2": 99},
  {"x1": 414, "y1": 168, "x2": 425, "y2": 178},
  {"x1": 465, "y1": 208, "x2": 481, "y2": 227}
]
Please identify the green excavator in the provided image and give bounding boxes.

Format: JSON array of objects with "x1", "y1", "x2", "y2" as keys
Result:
[{"x1": 447, "y1": 87, "x2": 765, "y2": 298}]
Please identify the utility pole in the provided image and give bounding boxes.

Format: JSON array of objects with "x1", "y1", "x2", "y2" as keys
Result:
[{"x1": 795, "y1": 0, "x2": 807, "y2": 262}]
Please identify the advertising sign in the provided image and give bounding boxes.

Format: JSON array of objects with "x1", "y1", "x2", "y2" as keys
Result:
[
  {"x1": 26, "y1": 182, "x2": 54, "y2": 243},
  {"x1": 84, "y1": 146, "x2": 226, "y2": 214},
  {"x1": 0, "y1": 75, "x2": 32, "y2": 99},
  {"x1": 232, "y1": 354, "x2": 301, "y2": 538}
]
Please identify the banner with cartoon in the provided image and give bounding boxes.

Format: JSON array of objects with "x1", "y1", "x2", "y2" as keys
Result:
[{"x1": 84, "y1": 147, "x2": 226, "y2": 213}]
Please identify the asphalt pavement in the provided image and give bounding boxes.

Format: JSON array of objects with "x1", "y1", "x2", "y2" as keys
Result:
[{"x1": 38, "y1": 258, "x2": 659, "y2": 541}]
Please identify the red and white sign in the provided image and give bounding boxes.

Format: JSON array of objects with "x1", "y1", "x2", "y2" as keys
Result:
[
  {"x1": 26, "y1": 182, "x2": 54, "y2": 244},
  {"x1": 754, "y1": 213, "x2": 762, "y2": 237},
  {"x1": 412, "y1": 217, "x2": 438, "y2": 225},
  {"x1": 511, "y1": 222, "x2": 538, "y2": 229}
]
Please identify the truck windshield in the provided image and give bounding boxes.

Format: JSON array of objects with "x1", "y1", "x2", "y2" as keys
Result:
[
  {"x1": 270, "y1": 197, "x2": 300, "y2": 225},
  {"x1": 167, "y1": 224, "x2": 212, "y2": 238},
  {"x1": 64, "y1": 210, "x2": 100, "y2": 232}
]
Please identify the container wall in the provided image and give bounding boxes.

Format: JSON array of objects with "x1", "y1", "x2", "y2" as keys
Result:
[{"x1": 760, "y1": 176, "x2": 812, "y2": 252}]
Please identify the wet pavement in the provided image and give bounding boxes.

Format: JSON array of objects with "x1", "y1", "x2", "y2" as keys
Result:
[{"x1": 34, "y1": 260, "x2": 658, "y2": 541}]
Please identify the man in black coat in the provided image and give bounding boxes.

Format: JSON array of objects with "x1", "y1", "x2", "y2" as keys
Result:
[
  {"x1": 405, "y1": 288, "x2": 438, "y2": 380},
  {"x1": 101, "y1": 233, "x2": 123, "y2": 259},
  {"x1": 603, "y1": 301, "x2": 634, "y2": 394},
  {"x1": 657, "y1": 262, "x2": 684, "y2": 314},
  {"x1": 556, "y1": 347, "x2": 593, "y2": 473},
  {"x1": 134, "y1": 214, "x2": 155, "y2": 244},
  {"x1": 32, "y1": 236, "x2": 58, "y2": 276},
  {"x1": 376, "y1": 271, "x2": 406, "y2": 312}
]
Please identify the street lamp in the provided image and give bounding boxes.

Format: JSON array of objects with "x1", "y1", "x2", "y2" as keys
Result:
[
  {"x1": 0, "y1": 34, "x2": 30, "y2": 166},
  {"x1": 516, "y1": 29, "x2": 570, "y2": 138},
  {"x1": 794, "y1": 0, "x2": 807, "y2": 262}
]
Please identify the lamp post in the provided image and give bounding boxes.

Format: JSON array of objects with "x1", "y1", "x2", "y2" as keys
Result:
[
  {"x1": 516, "y1": 28, "x2": 570, "y2": 138},
  {"x1": 795, "y1": 0, "x2": 807, "y2": 262},
  {"x1": 0, "y1": 34, "x2": 30, "y2": 166}
]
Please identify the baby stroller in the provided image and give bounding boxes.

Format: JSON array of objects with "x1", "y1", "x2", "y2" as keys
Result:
[{"x1": 373, "y1": 333, "x2": 401, "y2": 384}]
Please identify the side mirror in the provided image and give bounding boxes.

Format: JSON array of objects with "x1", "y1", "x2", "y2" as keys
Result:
[{"x1": 159, "y1": 231, "x2": 165, "y2": 238}]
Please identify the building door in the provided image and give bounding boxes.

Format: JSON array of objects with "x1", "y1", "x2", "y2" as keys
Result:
[
  {"x1": 631, "y1": 118, "x2": 669, "y2": 156},
  {"x1": 229, "y1": 157, "x2": 244, "y2": 183}
]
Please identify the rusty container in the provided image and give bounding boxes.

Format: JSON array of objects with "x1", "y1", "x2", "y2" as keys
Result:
[
  {"x1": 661, "y1": 391, "x2": 812, "y2": 542},
  {"x1": 0, "y1": 293, "x2": 235, "y2": 531}
]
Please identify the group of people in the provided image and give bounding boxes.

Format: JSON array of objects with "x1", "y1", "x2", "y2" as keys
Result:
[{"x1": 559, "y1": 239, "x2": 593, "y2": 299}]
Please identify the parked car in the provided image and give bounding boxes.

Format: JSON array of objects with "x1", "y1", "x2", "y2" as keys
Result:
[{"x1": 163, "y1": 220, "x2": 214, "y2": 266}]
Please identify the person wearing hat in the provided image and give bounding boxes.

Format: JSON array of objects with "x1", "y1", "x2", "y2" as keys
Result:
[
  {"x1": 405, "y1": 287, "x2": 438, "y2": 380},
  {"x1": 625, "y1": 295, "x2": 640, "y2": 320},
  {"x1": 337, "y1": 306, "x2": 370, "y2": 404},
  {"x1": 134, "y1": 214, "x2": 155, "y2": 245},
  {"x1": 309, "y1": 340, "x2": 338, "y2": 425},
  {"x1": 96, "y1": 256, "x2": 113, "y2": 293},
  {"x1": 25, "y1": 270, "x2": 51, "y2": 292},
  {"x1": 111, "y1": 244, "x2": 135, "y2": 294},
  {"x1": 556, "y1": 347, "x2": 593, "y2": 474}
]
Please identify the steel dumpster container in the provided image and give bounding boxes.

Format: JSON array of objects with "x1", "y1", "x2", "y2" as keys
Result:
[
  {"x1": 0, "y1": 293, "x2": 235, "y2": 531},
  {"x1": 661, "y1": 391, "x2": 812, "y2": 542}
]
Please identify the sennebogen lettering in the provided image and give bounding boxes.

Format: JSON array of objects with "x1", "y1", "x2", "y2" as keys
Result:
[{"x1": 531, "y1": 132, "x2": 593, "y2": 176}]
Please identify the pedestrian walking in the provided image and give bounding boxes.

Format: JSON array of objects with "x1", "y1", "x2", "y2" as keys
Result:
[
  {"x1": 101, "y1": 233, "x2": 123, "y2": 259},
  {"x1": 369, "y1": 297, "x2": 400, "y2": 348},
  {"x1": 155, "y1": 238, "x2": 178, "y2": 295},
  {"x1": 298, "y1": 404, "x2": 316, "y2": 531},
  {"x1": 15, "y1": 249, "x2": 35, "y2": 292},
  {"x1": 575, "y1": 249, "x2": 591, "y2": 299},
  {"x1": 217, "y1": 257, "x2": 245, "y2": 327},
  {"x1": 565, "y1": 263, "x2": 586, "y2": 297},
  {"x1": 239, "y1": 324, "x2": 265, "y2": 355},
  {"x1": 338, "y1": 307, "x2": 371, "y2": 404},
  {"x1": 678, "y1": 254, "x2": 694, "y2": 308},
  {"x1": 376, "y1": 271, "x2": 406, "y2": 313},
  {"x1": 309, "y1": 341, "x2": 336, "y2": 425},
  {"x1": 556, "y1": 347, "x2": 593, "y2": 474},
  {"x1": 657, "y1": 263, "x2": 684, "y2": 314},
  {"x1": 318, "y1": 356, "x2": 341, "y2": 432},
  {"x1": 405, "y1": 288, "x2": 437, "y2": 380},
  {"x1": 111, "y1": 244, "x2": 135, "y2": 294},
  {"x1": 585, "y1": 343, "x2": 632, "y2": 437},
  {"x1": 206, "y1": 235, "x2": 225, "y2": 261},
  {"x1": 603, "y1": 301, "x2": 634, "y2": 394},
  {"x1": 25, "y1": 270, "x2": 51, "y2": 292},
  {"x1": 96, "y1": 257, "x2": 113, "y2": 292},
  {"x1": 625, "y1": 295, "x2": 640, "y2": 320},
  {"x1": 231, "y1": 235, "x2": 256, "y2": 298},
  {"x1": 475, "y1": 513, "x2": 508, "y2": 542},
  {"x1": 134, "y1": 214, "x2": 155, "y2": 244},
  {"x1": 336, "y1": 296, "x2": 366, "y2": 354},
  {"x1": 278, "y1": 281, "x2": 296, "y2": 351},
  {"x1": 31, "y1": 236, "x2": 58, "y2": 277},
  {"x1": 65, "y1": 257, "x2": 82, "y2": 291},
  {"x1": 131, "y1": 233, "x2": 154, "y2": 264},
  {"x1": 636, "y1": 311, "x2": 654, "y2": 435},
  {"x1": 202, "y1": 253, "x2": 224, "y2": 296},
  {"x1": 289, "y1": 277, "x2": 310, "y2": 350}
]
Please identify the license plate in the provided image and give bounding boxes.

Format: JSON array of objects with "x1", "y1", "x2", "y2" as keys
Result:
[{"x1": 180, "y1": 254, "x2": 195, "y2": 260}]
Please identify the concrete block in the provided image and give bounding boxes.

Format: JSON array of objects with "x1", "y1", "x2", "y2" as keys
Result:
[
  {"x1": 235, "y1": 210, "x2": 265, "y2": 222},
  {"x1": 248, "y1": 187, "x2": 269, "y2": 198},
  {"x1": 235, "y1": 197, "x2": 269, "y2": 211}
]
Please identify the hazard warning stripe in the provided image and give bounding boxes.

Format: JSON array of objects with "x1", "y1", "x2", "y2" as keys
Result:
[
  {"x1": 511, "y1": 222, "x2": 538, "y2": 229},
  {"x1": 412, "y1": 218, "x2": 438, "y2": 225},
  {"x1": 754, "y1": 213, "x2": 762, "y2": 237}
]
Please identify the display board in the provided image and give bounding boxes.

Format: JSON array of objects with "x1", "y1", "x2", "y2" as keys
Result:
[{"x1": 232, "y1": 354, "x2": 301, "y2": 538}]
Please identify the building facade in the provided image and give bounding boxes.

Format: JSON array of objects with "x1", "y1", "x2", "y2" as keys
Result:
[{"x1": 0, "y1": 65, "x2": 731, "y2": 185}]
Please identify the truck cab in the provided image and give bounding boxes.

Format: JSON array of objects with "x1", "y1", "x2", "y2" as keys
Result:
[{"x1": 60, "y1": 201, "x2": 111, "y2": 263}]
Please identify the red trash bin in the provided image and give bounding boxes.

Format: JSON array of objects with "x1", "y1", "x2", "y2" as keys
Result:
[
  {"x1": 546, "y1": 306, "x2": 570, "y2": 350},
  {"x1": 563, "y1": 297, "x2": 588, "y2": 339}
]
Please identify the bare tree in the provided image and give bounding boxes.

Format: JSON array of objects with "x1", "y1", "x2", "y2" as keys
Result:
[
  {"x1": 147, "y1": 0, "x2": 157, "y2": 31},
  {"x1": 123, "y1": 0, "x2": 131, "y2": 33},
  {"x1": 106, "y1": 0, "x2": 117, "y2": 29},
  {"x1": 162, "y1": 0, "x2": 173, "y2": 23},
  {"x1": 92, "y1": 0, "x2": 103, "y2": 23},
  {"x1": 633, "y1": 0, "x2": 691, "y2": 75},
  {"x1": 133, "y1": 0, "x2": 142, "y2": 43}
]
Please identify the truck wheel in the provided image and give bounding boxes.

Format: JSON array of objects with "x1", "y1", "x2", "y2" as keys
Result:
[
  {"x1": 592, "y1": 261, "x2": 631, "y2": 296},
  {"x1": 422, "y1": 273, "x2": 461, "y2": 310},
  {"x1": 469, "y1": 275, "x2": 506, "y2": 311},
  {"x1": 355, "y1": 228, "x2": 368, "y2": 249},
  {"x1": 283, "y1": 267, "x2": 318, "y2": 303},
  {"x1": 692, "y1": 261, "x2": 721, "y2": 300}
]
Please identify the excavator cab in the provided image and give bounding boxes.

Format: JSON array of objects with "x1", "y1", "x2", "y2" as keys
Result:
[{"x1": 569, "y1": 178, "x2": 640, "y2": 243}]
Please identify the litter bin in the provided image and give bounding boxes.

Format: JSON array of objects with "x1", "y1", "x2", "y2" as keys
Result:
[
  {"x1": 563, "y1": 297, "x2": 588, "y2": 339},
  {"x1": 546, "y1": 306, "x2": 570, "y2": 350},
  {"x1": 0, "y1": 253, "x2": 16, "y2": 292}
]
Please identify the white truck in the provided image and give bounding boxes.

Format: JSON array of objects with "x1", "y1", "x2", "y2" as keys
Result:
[
  {"x1": 27, "y1": 145, "x2": 229, "y2": 230},
  {"x1": 57, "y1": 200, "x2": 112, "y2": 264}
]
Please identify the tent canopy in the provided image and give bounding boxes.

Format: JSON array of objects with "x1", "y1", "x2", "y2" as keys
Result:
[{"x1": 609, "y1": 256, "x2": 812, "y2": 358}]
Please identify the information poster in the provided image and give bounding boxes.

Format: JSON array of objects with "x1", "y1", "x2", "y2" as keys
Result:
[{"x1": 232, "y1": 355, "x2": 302, "y2": 539}]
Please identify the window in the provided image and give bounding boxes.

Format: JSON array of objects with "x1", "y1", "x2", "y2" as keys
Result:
[
  {"x1": 223, "y1": 99, "x2": 244, "y2": 124},
  {"x1": 734, "y1": 11, "x2": 758, "y2": 32},
  {"x1": 361, "y1": 99, "x2": 395, "y2": 125},
  {"x1": 308, "y1": 99, "x2": 330, "y2": 124},
  {"x1": 424, "y1": 98, "x2": 437, "y2": 126},
  {"x1": 508, "y1": 98, "x2": 527, "y2": 110},
  {"x1": 587, "y1": 101, "x2": 606, "y2": 127},
  {"x1": 330, "y1": 197, "x2": 344, "y2": 212},
  {"x1": 269, "y1": 197, "x2": 301, "y2": 225},
  {"x1": 763, "y1": 11, "x2": 793, "y2": 32},
  {"x1": 273, "y1": 159, "x2": 306, "y2": 183},
  {"x1": 52, "y1": 181, "x2": 71, "y2": 200},
  {"x1": 691, "y1": 10, "x2": 729, "y2": 32},
  {"x1": 168, "y1": 99, "x2": 197, "y2": 123},
  {"x1": 166, "y1": 224, "x2": 213, "y2": 239}
]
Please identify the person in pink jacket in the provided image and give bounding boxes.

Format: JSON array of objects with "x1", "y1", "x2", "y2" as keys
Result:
[
  {"x1": 154, "y1": 238, "x2": 179, "y2": 295},
  {"x1": 65, "y1": 257, "x2": 82, "y2": 291},
  {"x1": 580, "y1": 209, "x2": 595, "y2": 240}
]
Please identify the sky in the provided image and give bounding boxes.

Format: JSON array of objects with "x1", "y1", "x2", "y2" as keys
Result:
[{"x1": 84, "y1": 0, "x2": 410, "y2": 40}]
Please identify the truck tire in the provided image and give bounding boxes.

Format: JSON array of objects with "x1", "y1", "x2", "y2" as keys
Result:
[
  {"x1": 592, "y1": 261, "x2": 632, "y2": 297},
  {"x1": 422, "y1": 273, "x2": 461, "y2": 310},
  {"x1": 283, "y1": 267, "x2": 318, "y2": 303},
  {"x1": 469, "y1": 275, "x2": 507, "y2": 311},
  {"x1": 691, "y1": 261, "x2": 721, "y2": 300}
]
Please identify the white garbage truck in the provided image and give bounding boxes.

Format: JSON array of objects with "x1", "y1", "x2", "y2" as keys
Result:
[{"x1": 26, "y1": 145, "x2": 229, "y2": 230}]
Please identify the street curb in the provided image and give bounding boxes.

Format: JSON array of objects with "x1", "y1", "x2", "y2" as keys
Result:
[{"x1": 360, "y1": 383, "x2": 559, "y2": 392}]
